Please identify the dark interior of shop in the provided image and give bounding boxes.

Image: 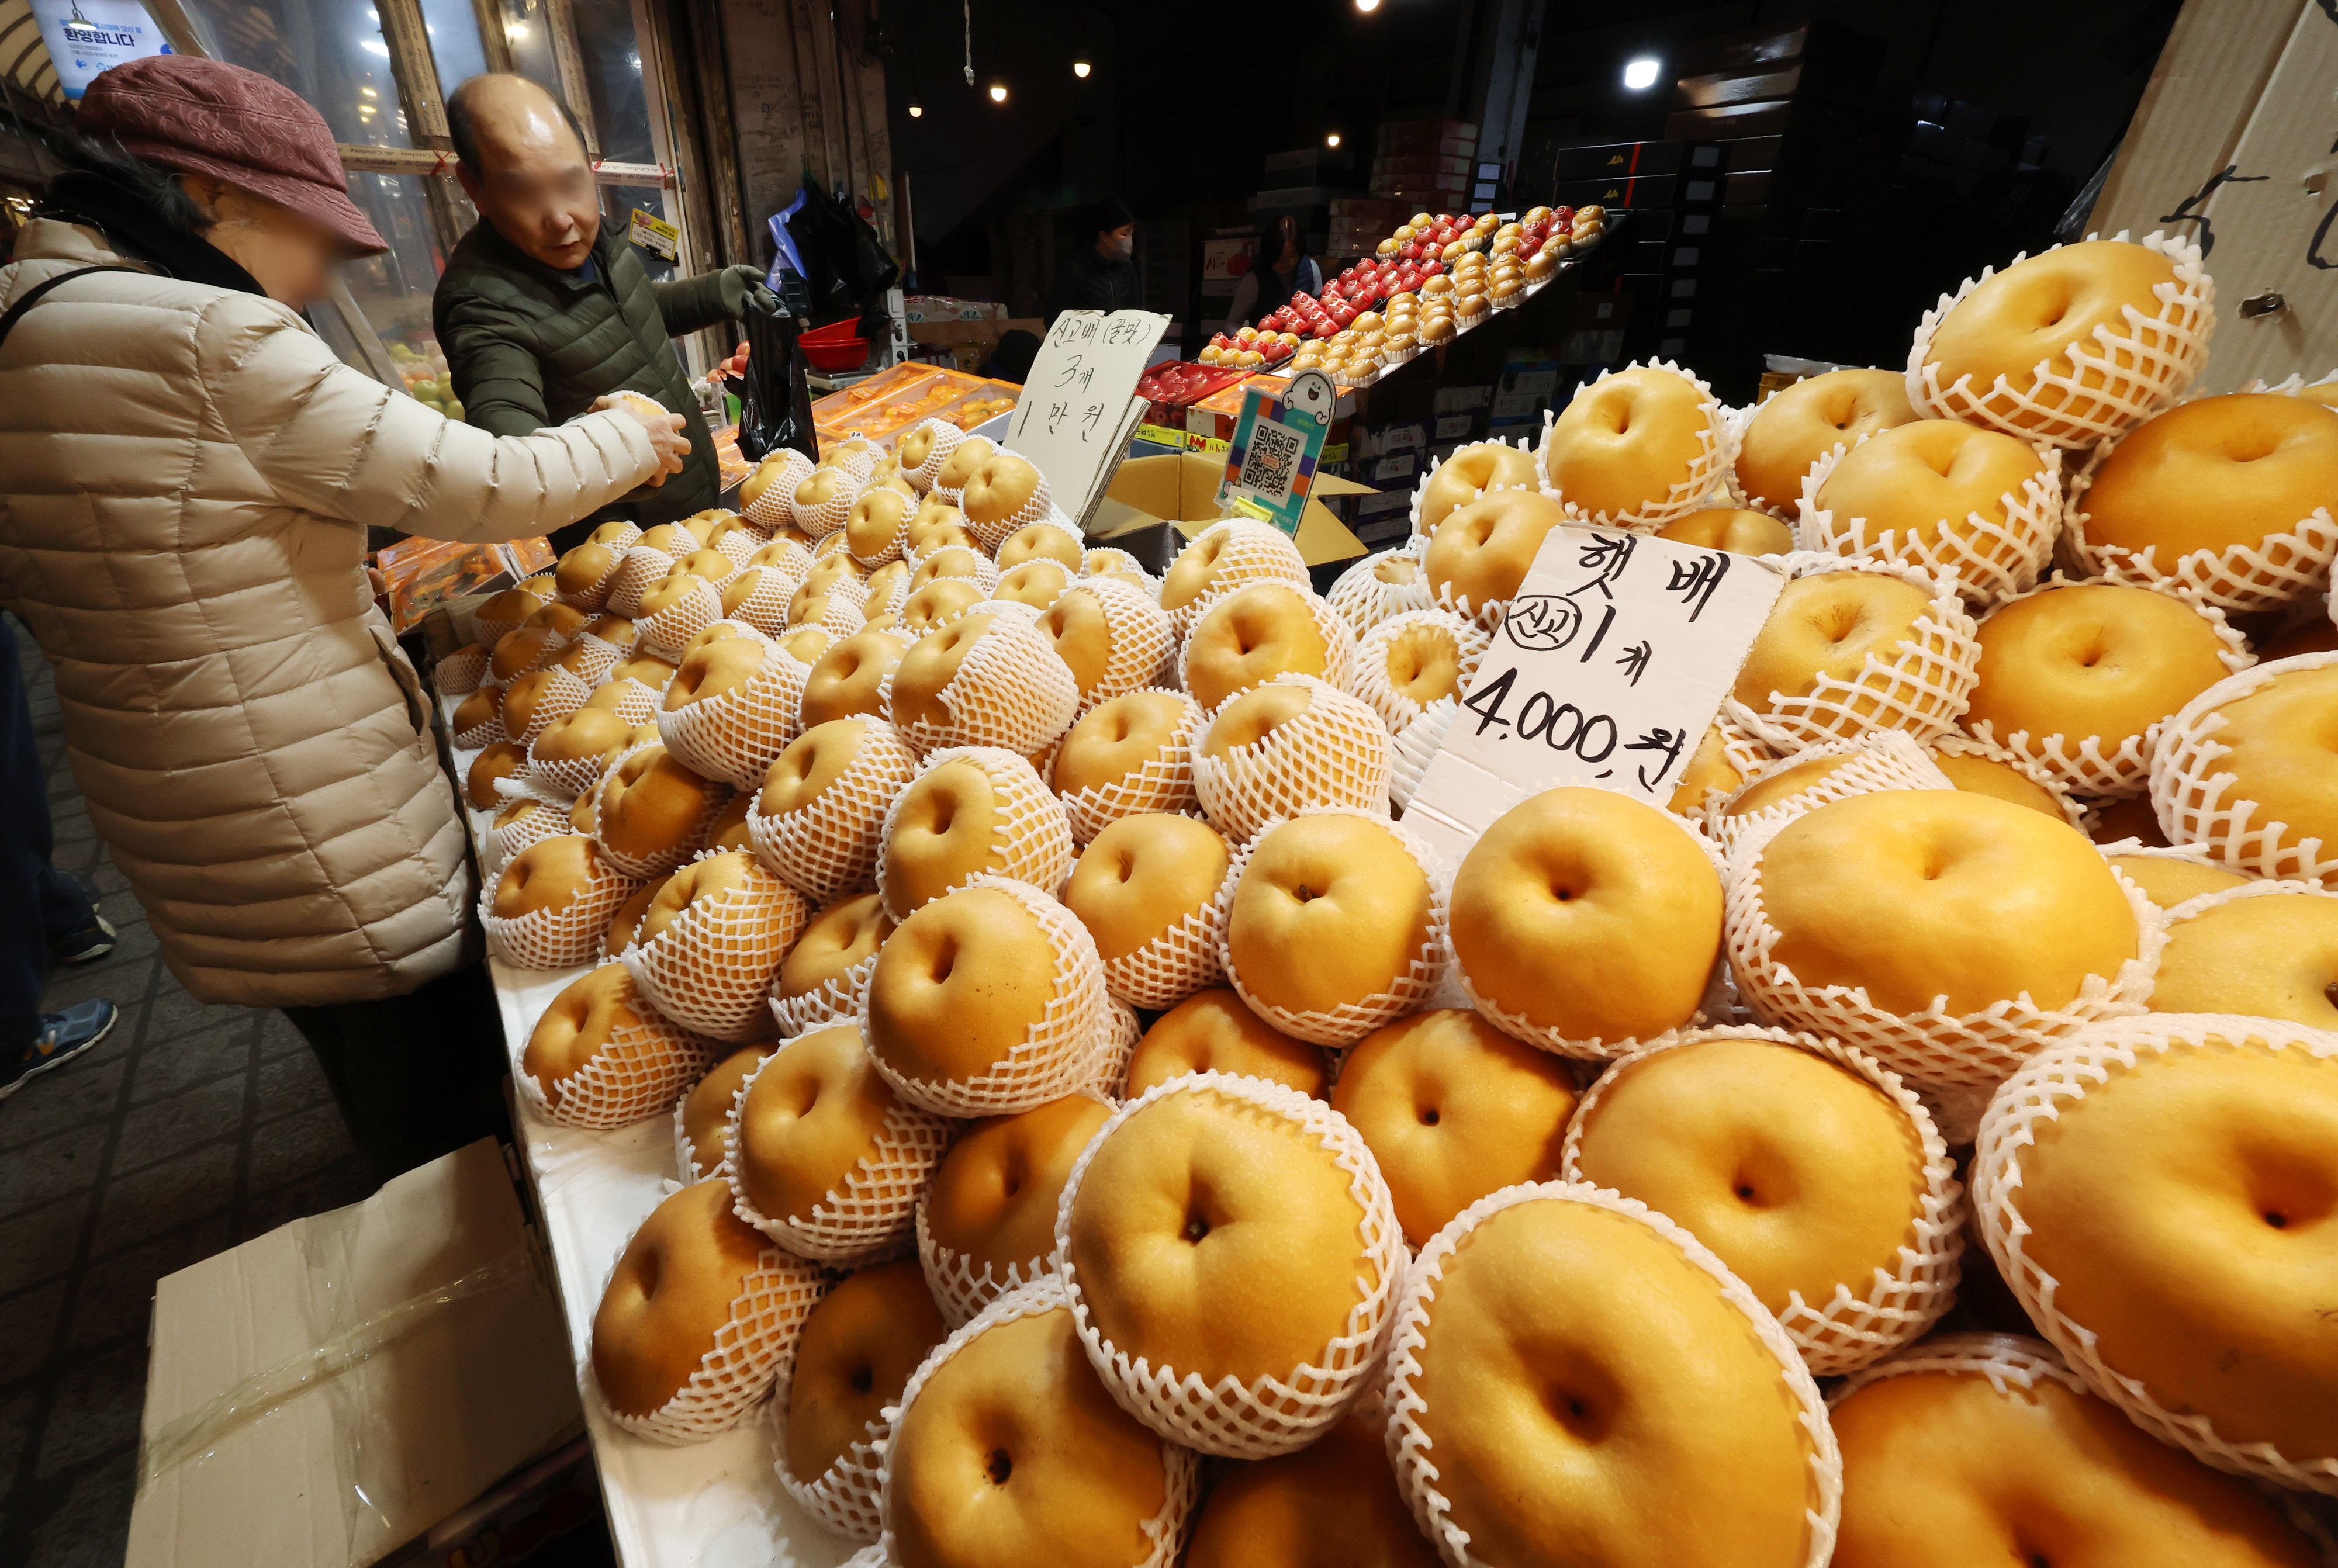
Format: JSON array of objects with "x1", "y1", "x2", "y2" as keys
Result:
[{"x1": 889, "y1": 0, "x2": 2184, "y2": 394}]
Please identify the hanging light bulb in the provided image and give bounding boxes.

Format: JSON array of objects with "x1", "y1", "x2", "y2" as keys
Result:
[
  {"x1": 908, "y1": 103, "x2": 923, "y2": 117},
  {"x1": 1355, "y1": 0, "x2": 1380, "y2": 11},
  {"x1": 1325, "y1": 131, "x2": 1341, "y2": 148},
  {"x1": 1073, "y1": 59, "x2": 1091, "y2": 78},
  {"x1": 988, "y1": 81, "x2": 1008, "y2": 103}
]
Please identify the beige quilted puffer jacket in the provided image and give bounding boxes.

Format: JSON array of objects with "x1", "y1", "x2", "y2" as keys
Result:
[{"x1": 0, "y1": 217, "x2": 664, "y2": 1008}]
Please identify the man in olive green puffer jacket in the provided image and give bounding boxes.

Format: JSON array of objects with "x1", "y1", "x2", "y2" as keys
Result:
[{"x1": 433, "y1": 74, "x2": 771, "y2": 548}]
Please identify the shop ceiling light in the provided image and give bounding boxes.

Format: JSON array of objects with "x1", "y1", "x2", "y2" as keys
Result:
[
  {"x1": 1326, "y1": 131, "x2": 1341, "y2": 147},
  {"x1": 1354, "y1": 0, "x2": 1380, "y2": 11},
  {"x1": 1623, "y1": 56, "x2": 1660, "y2": 90},
  {"x1": 908, "y1": 102, "x2": 923, "y2": 117},
  {"x1": 1073, "y1": 59, "x2": 1091, "y2": 78},
  {"x1": 988, "y1": 81, "x2": 1008, "y2": 102}
]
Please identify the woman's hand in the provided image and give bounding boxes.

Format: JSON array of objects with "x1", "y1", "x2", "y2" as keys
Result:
[{"x1": 594, "y1": 393, "x2": 691, "y2": 486}]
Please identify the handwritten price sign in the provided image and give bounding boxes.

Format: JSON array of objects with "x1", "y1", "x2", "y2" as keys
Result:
[
  {"x1": 1007, "y1": 309, "x2": 1170, "y2": 530},
  {"x1": 1403, "y1": 524, "x2": 1784, "y2": 873}
]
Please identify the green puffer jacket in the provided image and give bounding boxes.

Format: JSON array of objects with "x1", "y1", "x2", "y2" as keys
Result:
[{"x1": 434, "y1": 220, "x2": 747, "y2": 528}]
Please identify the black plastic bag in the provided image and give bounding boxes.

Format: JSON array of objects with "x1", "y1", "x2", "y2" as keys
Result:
[
  {"x1": 786, "y1": 182, "x2": 900, "y2": 323},
  {"x1": 734, "y1": 292, "x2": 819, "y2": 465}
]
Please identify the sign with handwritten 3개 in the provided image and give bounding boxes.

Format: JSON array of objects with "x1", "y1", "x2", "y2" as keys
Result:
[
  {"x1": 1007, "y1": 309, "x2": 1171, "y2": 529},
  {"x1": 1402, "y1": 524, "x2": 1784, "y2": 873}
]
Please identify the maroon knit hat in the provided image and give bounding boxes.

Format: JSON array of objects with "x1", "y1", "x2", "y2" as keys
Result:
[{"x1": 77, "y1": 56, "x2": 389, "y2": 256}]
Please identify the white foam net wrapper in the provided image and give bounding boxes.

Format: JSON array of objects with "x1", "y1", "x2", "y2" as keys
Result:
[
  {"x1": 1972, "y1": 1014, "x2": 2338, "y2": 1493},
  {"x1": 905, "y1": 542, "x2": 1001, "y2": 598},
  {"x1": 435, "y1": 645, "x2": 489, "y2": 695},
  {"x1": 1559, "y1": 1025, "x2": 1964, "y2": 1375},
  {"x1": 749, "y1": 719, "x2": 921, "y2": 904},
  {"x1": 2150, "y1": 650, "x2": 2338, "y2": 885},
  {"x1": 485, "y1": 799, "x2": 570, "y2": 874},
  {"x1": 1962, "y1": 579, "x2": 2253, "y2": 801},
  {"x1": 593, "y1": 676, "x2": 665, "y2": 729},
  {"x1": 1795, "y1": 431, "x2": 2063, "y2": 610},
  {"x1": 656, "y1": 632, "x2": 808, "y2": 791},
  {"x1": 1906, "y1": 229, "x2": 2214, "y2": 450},
  {"x1": 605, "y1": 544, "x2": 677, "y2": 620},
  {"x1": 743, "y1": 451, "x2": 815, "y2": 529},
  {"x1": 1097, "y1": 856, "x2": 1229, "y2": 1012},
  {"x1": 1216, "y1": 808, "x2": 1448, "y2": 1047},
  {"x1": 803, "y1": 468, "x2": 873, "y2": 540},
  {"x1": 1054, "y1": 1072, "x2": 1407, "y2": 1458},
  {"x1": 559, "y1": 627, "x2": 627, "y2": 688},
  {"x1": 1386, "y1": 697, "x2": 1457, "y2": 815},
  {"x1": 892, "y1": 616, "x2": 1081, "y2": 756},
  {"x1": 995, "y1": 517, "x2": 1084, "y2": 571},
  {"x1": 673, "y1": 1090, "x2": 723, "y2": 1186},
  {"x1": 2064, "y1": 465, "x2": 2335, "y2": 617},
  {"x1": 876, "y1": 747, "x2": 1074, "y2": 922},
  {"x1": 1093, "y1": 999, "x2": 1139, "y2": 1100},
  {"x1": 637, "y1": 577, "x2": 727, "y2": 663},
  {"x1": 481, "y1": 841, "x2": 642, "y2": 970},
  {"x1": 588, "y1": 1237, "x2": 826, "y2": 1446},
  {"x1": 1535, "y1": 358, "x2": 1740, "y2": 534},
  {"x1": 1927, "y1": 731, "x2": 2088, "y2": 830},
  {"x1": 1725, "y1": 825, "x2": 2166, "y2": 1091},
  {"x1": 1709, "y1": 731, "x2": 1956, "y2": 859},
  {"x1": 1057, "y1": 690, "x2": 1206, "y2": 846},
  {"x1": 1164, "y1": 520, "x2": 1312, "y2": 636},
  {"x1": 866, "y1": 873, "x2": 1106, "y2": 1116},
  {"x1": 1058, "y1": 580, "x2": 1178, "y2": 714},
  {"x1": 874, "y1": 1277, "x2": 1201, "y2": 1566},
  {"x1": 553, "y1": 544, "x2": 634, "y2": 615},
  {"x1": 516, "y1": 976, "x2": 718, "y2": 1131},
  {"x1": 622, "y1": 850, "x2": 812, "y2": 1040},
  {"x1": 725, "y1": 1051, "x2": 953, "y2": 1262},
  {"x1": 770, "y1": 949, "x2": 880, "y2": 1041},
  {"x1": 1192, "y1": 674, "x2": 1393, "y2": 844},
  {"x1": 794, "y1": 575, "x2": 874, "y2": 641},
  {"x1": 1177, "y1": 584, "x2": 1358, "y2": 707},
  {"x1": 1327, "y1": 544, "x2": 1436, "y2": 639},
  {"x1": 1381, "y1": 1179, "x2": 1842, "y2": 1568},
  {"x1": 1351, "y1": 609, "x2": 1492, "y2": 733},
  {"x1": 1722, "y1": 553, "x2": 1981, "y2": 753}
]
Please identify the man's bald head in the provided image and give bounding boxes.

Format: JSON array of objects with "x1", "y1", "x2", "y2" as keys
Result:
[{"x1": 448, "y1": 74, "x2": 600, "y2": 270}]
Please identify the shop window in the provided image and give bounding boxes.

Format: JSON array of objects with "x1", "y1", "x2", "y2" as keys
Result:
[
  {"x1": 492, "y1": 0, "x2": 561, "y2": 99},
  {"x1": 416, "y1": 0, "x2": 489, "y2": 96},
  {"x1": 178, "y1": 0, "x2": 410, "y2": 147}
]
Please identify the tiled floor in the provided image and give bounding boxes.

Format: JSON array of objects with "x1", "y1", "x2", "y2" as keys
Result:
[{"x1": 0, "y1": 622, "x2": 376, "y2": 1567}]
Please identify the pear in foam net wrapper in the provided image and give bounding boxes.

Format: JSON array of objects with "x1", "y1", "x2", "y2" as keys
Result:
[
  {"x1": 1734, "y1": 366, "x2": 1918, "y2": 514},
  {"x1": 1123, "y1": 987, "x2": 1325, "y2": 1100}
]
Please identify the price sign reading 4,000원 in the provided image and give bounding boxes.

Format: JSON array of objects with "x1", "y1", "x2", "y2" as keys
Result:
[{"x1": 1401, "y1": 523, "x2": 1785, "y2": 872}]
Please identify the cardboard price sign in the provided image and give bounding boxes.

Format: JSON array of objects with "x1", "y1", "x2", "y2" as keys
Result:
[
  {"x1": 1403, "y1": 525, "x2": 1784, "y2": 872},
  {"x1": 1008, "y1": 309, "x2": 1171, "y2": 530}
]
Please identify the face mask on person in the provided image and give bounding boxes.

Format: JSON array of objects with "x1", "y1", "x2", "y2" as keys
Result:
[{"x1": 1108, "y1": 229, "x2": 1135, "y2": 261}]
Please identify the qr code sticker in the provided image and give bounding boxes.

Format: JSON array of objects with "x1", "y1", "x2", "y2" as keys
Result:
[{"x1": 1239, "y1": 418, "x2": 1305, "y2": 500}]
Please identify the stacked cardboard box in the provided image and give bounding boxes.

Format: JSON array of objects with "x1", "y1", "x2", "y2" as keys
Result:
[
  {"x1": 1371, "y1": 120, "x2": 1478, "y2": 209},
  {"x1": 1326, "y1": 196, "x2": 1414, "y2": 261}
]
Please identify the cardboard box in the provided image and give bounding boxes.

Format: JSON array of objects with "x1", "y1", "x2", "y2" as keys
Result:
[
  {"x1": 1090, "y1": 451, "x2": 1369, "y2": 570},
  {"x1": 2085, "y1": 0, "x2": 2337, "y2": 393},
  {"x1": 128, "y1": 1140, "x2": 580, "y2": 1568}
]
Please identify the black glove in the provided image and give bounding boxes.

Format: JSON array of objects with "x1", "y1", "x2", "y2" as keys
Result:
[{"x1": 721, "y1": 262, "x2": 780, "y2": 319}]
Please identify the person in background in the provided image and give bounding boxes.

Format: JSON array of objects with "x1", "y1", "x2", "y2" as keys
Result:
[
  {"x1": 1227, "y1": 212, "x2": 1320, "y2": 331},
  {"x1": 977, "y1": 328, "x2": 1042, "y2": 385},
  {"x1": 0, "y1": 57, "x2": 689, "y2": 1172},
  {"x1": 435, "y1": 74, "x2": 773, "y2": 553},
  {"x1": 0, "y1": 612, "x2": 117, "y2": 1099},
  {"x1": 1043, "y1": 195, "x2": 1140, "y2": 323}
]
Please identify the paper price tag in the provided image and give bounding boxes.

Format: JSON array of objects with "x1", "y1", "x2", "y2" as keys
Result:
[
  {"x1": 1403, "y1": 525, "x2": 1784, "y2": 873},
  {"x1": 1009, "y1": 309, "x2": 1171, "y2": 530},
  {"x1": 628, "y1": 208, "x2": 680, "y2": 262}
]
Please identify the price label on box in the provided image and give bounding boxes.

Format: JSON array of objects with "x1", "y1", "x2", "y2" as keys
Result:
[{"x1": 1403, "y1": 525, "x2": 1784, "y2": 873}]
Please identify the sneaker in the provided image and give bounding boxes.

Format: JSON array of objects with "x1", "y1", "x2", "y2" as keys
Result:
[
  {"x1": 53, "y1": 911, "x2": 117, "y2": 965},
  {"x1": 0, "y1": 1000, "x2": 119, "y2": 1099}
]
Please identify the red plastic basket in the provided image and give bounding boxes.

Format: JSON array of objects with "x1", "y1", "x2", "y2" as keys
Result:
[{"x1": 800, "y1": 317, "x2": 871, "y2": 372}]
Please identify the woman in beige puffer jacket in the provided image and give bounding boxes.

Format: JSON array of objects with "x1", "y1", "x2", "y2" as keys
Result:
[{"x1": 0, "y1": 58, "x2": 691, "y2": 1171}]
